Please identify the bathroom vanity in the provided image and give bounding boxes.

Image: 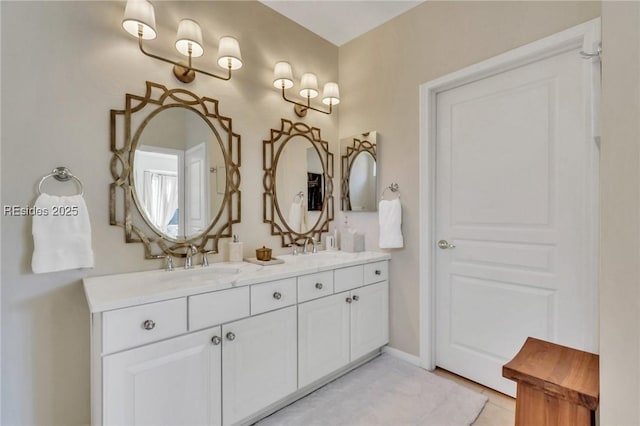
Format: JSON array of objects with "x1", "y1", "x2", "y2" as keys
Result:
[{"x1": 83, "y1": 251, "x2": 390, "y2": 426}]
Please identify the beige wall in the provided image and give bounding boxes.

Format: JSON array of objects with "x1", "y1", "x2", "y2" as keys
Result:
[
  {"x1": 600, "y1": 2, "x2": 640, "y2": 424},
  {"x1": 0, "y1": 2, "x2": 337, "y2": 424},
  {"x1": 338, "y1": 0, "x2": 600, "y2": 357}
]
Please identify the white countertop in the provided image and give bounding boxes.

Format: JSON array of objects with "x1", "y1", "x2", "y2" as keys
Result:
[{"x1": 83, "y1": 251, "x2": 390, "y2": 313}]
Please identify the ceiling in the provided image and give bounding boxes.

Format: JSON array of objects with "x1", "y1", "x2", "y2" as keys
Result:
[{"x1": 259, "y1": 1, "x2": 425, "y2": 46}]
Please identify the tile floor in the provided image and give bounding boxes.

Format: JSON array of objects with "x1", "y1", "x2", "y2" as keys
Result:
[{"x1": 433, "y1": 368, "x2": 516, "y2": 426}]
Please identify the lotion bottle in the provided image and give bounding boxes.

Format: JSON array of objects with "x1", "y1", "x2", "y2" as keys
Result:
[{"x1": 228, "y1": 234, "x2": 243, "y2": 262}]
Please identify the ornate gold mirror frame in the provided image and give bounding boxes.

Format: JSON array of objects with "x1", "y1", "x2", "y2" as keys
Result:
[
  {"x1": 263, "y1": 119, "x2": 334, "y2": 247},
  {"x1": 341, "y1": 135, "x2": 377, "y2": 211},
  {"x1": 110, "y1": 81, "x2": 241, "y2": 259}
]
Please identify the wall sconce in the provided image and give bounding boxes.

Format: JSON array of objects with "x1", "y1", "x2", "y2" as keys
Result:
[
  {"x1": 122, "y1": 0, "x2": 242, "y2": 84},
  {"x1": 273, "y1": 61, "x2": 340, "y2": 117}
]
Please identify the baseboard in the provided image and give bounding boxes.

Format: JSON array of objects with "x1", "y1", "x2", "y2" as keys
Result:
[{"x1": 382, "y1": 345, "x2": 423, "y2": 367}]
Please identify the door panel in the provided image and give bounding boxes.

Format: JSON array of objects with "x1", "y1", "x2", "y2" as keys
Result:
[
  {"x1": 351, "y1": 281, "x2": 389, "y2": 360},
  {"x1": 222, "y1": 306, "x2": 297, "y2": 426},
  {"x1": 298, "y1": 293, "x2": 350, "y2": 388},
  {"x1": 435, "y1": 48, "x2": 596, "y2": 396},
  {"x1": 103, "y1": 327, "x2": 222, "y2": 426}
]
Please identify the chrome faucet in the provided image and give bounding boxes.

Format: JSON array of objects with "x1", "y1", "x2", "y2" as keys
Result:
[
  {"x1": 185, "y1": 244, "x2": 197, "y2": 269},
  {"x1": 164, "y1": 256, "x2": 173, "y2": 272},
  {"x1": 303, "y1": 237, "x2": 317, "y2": 254}
]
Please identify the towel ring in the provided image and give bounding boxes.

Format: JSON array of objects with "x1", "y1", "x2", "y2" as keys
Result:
[
  {"x1": 38, "y1": 167, "x2": 84, "y2": 196},
  {"x1": 381, "y1": 183, "x2": 400, "y2": 200}
]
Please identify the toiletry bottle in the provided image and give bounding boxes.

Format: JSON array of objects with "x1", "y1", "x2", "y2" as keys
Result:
[{"x1": 228, "y1": 234, "x2": 243, "y2": 262}]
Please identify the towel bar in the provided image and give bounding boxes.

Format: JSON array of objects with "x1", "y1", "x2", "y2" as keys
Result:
[
  {"x1": 38, "y1": 166, "x2": 84, "y2": 196},
  {"x1": 381, "y1": 183, "x2": 400, "y2": 199}
]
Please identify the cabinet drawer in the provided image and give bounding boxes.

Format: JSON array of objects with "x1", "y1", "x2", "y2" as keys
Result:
[
  {"x1": 251, "y1": 278, "x2": 297, "y2": 315},
  {"x1": 188, "y1": 287, "x2": 249, "y2": 331},
  {"x1": 364, "y1": 261, "x2": 389, "y2": 285},
  {"x1": 102, "y1": 298, "x2": 187, "y2": 354},
  {"x1": 298, "y1": 271, "x2": 334, "y2": 302},
  {"x1": 334, "y1": 265, "x2": 363, "y2": 293}
]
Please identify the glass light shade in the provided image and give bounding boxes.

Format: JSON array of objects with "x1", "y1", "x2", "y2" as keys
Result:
[
  {"x1": 322, "y1": 82, "x2": 340, "y2": 105},
  {"x1": 299, "y1": 73, "x2": 319, "y2": 99},
  {"x1": 122, "y1": 0, "x2": 157, "y2": 40},
  {"x1": 217, "y1": 36, "x2": 243, "y2": 70},
  {"x1": 175, "y1": 19, "x2": 204, "y2": 58},
  {"x1": 273, "y1": 62, "x2": 294, "y2": 89}
]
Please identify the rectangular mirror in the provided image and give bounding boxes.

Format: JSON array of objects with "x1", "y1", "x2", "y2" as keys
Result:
[{"x1": 341, "y1": 131, "x2": 378, "y2": 211}]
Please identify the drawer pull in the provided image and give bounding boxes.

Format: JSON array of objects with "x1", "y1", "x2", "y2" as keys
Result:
[
  {"x1": 142, "y1": 319, "x2": 156, "y2": 330},
  {"x1": 211, "y1": 336, "x2": 221, "y2": 346},
  {"x1": 226, "y1": 332, "x2": 236, "y2": 341},
  {"x1": 352, "y1": 294, "x2": 360, "y2": 302},
  {"x1": 315, "y1": 282, "x2": 323, "y2": 290},
  {"x1": 375, "y1": 270, "x2": 382, "y2": 275},
  {"x1": 273, "y1": 292, "x2": 282, "y2": 300},
  {"x1": 346, "y1": 297, "x2": 352, "y2": 304}
]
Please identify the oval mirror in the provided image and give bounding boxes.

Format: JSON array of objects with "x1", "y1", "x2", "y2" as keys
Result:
[
  {"x1": 132, "y1": 107, "x2": 226, "y2": 241},
  {"x1": 110, "y1": 82, "x2": 241, "y2": 259},
  {"x1": 275, "y1": 135, "x2": 324, "y2": 233},
  {"x1": 348, "y1": 151, "x2": 376, "y2": 211},
  {"x1": 341, "y1": 131, "x2": 378, "y2": 212},
  {"x1": 264, "y1": 119, "x2": 334, "y2": 247}
]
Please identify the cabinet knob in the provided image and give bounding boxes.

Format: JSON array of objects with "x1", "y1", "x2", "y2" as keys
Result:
[
  {"x1": 375, "y1": 270, "x2": 382, "y2": 275},
  {"x1": 315, "y1": 282, "x2": 323, "y2": 290},
  {"x1": 273, "y1": 292, "x2": 282, "y2": 300},
  {"x1": 142, "y1": 319, "x2": 156, "y2": 330},
  {"x1": 346, "y1": 297, "x2": 352, "y2": 304},
  {"x1": 352, "y1": 294, "x2": 360, "y2": 302},
  {"x1": 226, "y1": 332, "x2": 236, "y2": 341},
  {"x1": 211, "y1": 336, "x2": 221, "y2": 346}
]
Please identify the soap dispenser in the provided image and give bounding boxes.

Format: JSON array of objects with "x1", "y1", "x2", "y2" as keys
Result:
[{"x1": 228, "y1": 234, "x2": 243, "y2": 262}]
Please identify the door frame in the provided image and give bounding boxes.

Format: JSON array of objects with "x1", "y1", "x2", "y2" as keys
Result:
[{"x1": 418, "y1": 18, "x2": 601, "y2": 370}]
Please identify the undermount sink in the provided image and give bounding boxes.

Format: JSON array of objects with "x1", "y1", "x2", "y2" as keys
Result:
[
  {"x1": 158, "y1": 265, "x2": 241, "y2": 283},
  {"x1": 279, "y1": 250, "x2": 361, "y2": 265}
]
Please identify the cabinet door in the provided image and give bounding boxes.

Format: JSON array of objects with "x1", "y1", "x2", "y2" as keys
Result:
[
  {"x1": 298, "y1": 293, "x2": 350, "y2": 388},
  {"x1": 103, "y1": 327, "x2": 222, "y2": 426},
  {"x1": 222, "y1": 306, "x2": 297, "y2": 426},
  {"x1": 351, "y1": 281, "x2": 389, "y2": 360}
]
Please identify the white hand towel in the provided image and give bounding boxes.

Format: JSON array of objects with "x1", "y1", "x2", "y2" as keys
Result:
[
  {"x1": 379, "y1": 198, "x2": 404, "y2": 248},
  {"x1": 32, "y1": 194, "x2": 94, "y2": 274}
]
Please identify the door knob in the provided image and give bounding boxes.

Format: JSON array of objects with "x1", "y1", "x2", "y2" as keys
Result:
[
  {"x1": 437, "y1": 240, "x2": 456, "y2": 249},
  {"x1": 226, "y1": 332, "x2": 236, "y2": 341},
  {"x1": 211, "y1": 336, "x2": 221, "y2": 345}
]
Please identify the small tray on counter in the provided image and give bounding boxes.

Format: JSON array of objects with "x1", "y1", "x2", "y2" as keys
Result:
[{"x1": 244, "y1": 257, "x2": 285, "y2": 266}]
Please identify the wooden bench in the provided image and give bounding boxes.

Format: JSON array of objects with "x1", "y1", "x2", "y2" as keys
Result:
[{"x1": 503, "y1": 337, "x2": 599, "y2": 426}]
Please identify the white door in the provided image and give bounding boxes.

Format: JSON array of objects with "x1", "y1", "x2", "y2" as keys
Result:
[
  {"x1": 103, "y1": 327, "x2": 222, "y2": 426},
  {"x1": 298, "y1": 292, "x2": 351, "y2": 388},
  {"x1": 222, "y1": 306, "x2": 297, "y2": 426},
  {"x1": 185, "y1": 142, "x2": 209, "y2": 237},
  {"x1": 435, "y1": 48, "x2": 597, "y2": 396},
  {"x1": 351, "y1": 281, "x2": 389, "y2": 360}
]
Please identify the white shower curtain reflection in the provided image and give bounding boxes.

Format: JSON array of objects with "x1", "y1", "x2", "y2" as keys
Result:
[{"x1": 142, "y1": 171, "x2": 179, "y2": 237}]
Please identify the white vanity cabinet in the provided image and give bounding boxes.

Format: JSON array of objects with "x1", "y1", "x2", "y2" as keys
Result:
[
  {"x1": 85, "y1": 253, "x2": 390, "y2": 426},
  {"x1": 298, "y1": 263, "x2": 389, "y2": 388}
]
